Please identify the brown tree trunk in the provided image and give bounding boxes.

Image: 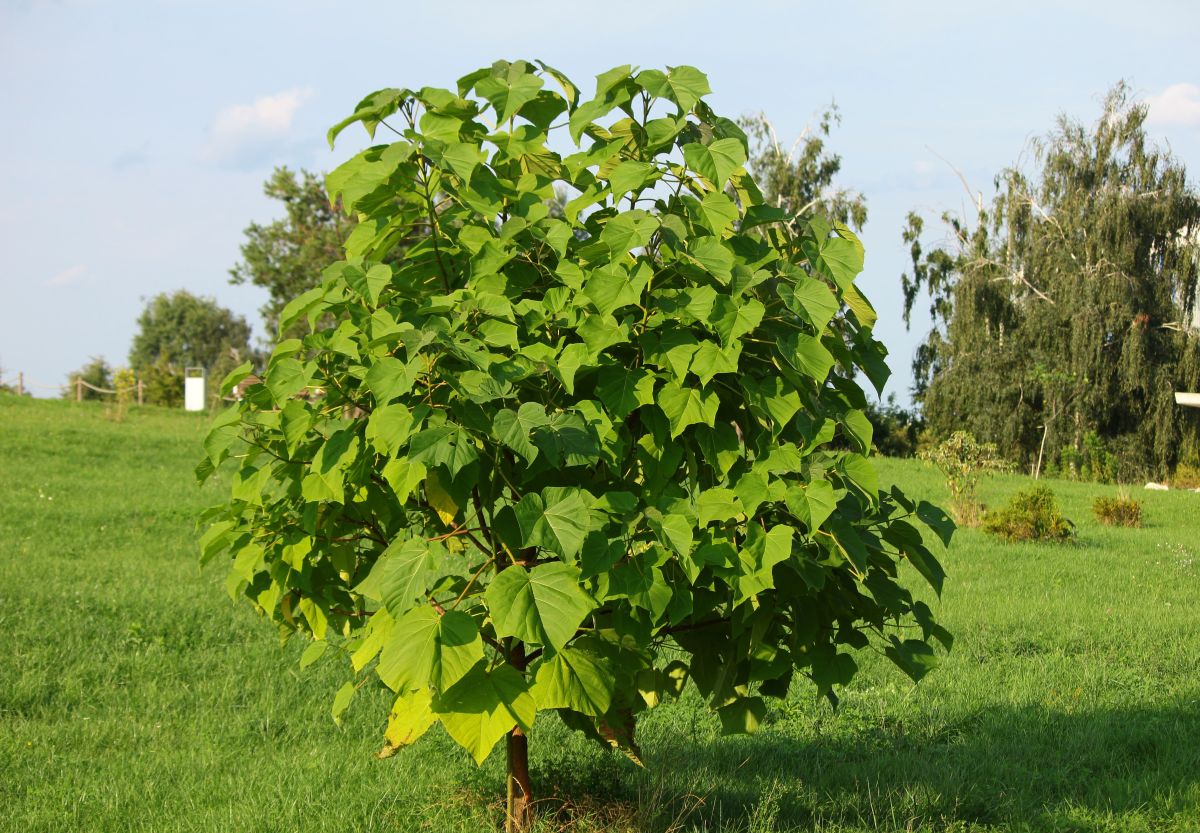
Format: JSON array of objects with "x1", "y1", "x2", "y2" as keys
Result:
[
  {"x1": 505, "y1": 638, "x2": 532, "y2": 832},
  {"x1": 505, "y1": 728, "x2": 533, "y2": 832}
]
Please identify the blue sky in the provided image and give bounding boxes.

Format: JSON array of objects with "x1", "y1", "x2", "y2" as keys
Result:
[{"x1": 2, "y1": 0, "x2": 1198, "y2": 401}]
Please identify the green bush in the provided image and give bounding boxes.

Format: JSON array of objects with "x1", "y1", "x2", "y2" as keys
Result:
[
  {"x1": 1059, "y1": 430, "x2": 1119, "y2": 483},
  {"x1": 1092, "y1": 494, "x2": 1142, "y2": 528},
  {"x1": 141, "y1": 357, "x2": 183, "y2": 407},
  {"x1": 983, "y1": 486, "x2": 1074, "y2": 542}
]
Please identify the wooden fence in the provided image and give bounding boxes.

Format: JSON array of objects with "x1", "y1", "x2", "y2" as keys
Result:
[{"x1": 1, "y1": 371, "x2": 144, "y2": 404}]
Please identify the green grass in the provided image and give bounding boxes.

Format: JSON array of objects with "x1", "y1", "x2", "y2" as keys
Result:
[{"x1": 2, "y1": 395, "x2": 1198, "y2": 832}]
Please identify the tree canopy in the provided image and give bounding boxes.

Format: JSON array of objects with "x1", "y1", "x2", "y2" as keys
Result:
[
  {"x1": 200, "y1": 60, "x2": 952, "y2": 831},
  {"x1": 230, "y1": 167, "x2": 354, "y2": 336},
  {"x1": 901, "y1": 82, "x2": 1200, "y2": 478},
  {"x1": 129, "y1": 290, "x2": 252, "y2": 374}
]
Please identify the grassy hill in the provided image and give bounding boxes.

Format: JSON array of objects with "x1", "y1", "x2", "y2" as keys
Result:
[{"x1": 2, "y1": 395, "x2": 1198, "y2": 832}]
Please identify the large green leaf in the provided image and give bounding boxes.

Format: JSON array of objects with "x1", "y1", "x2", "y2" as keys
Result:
[
  {"x1": 608, "y1": 160, "x2": 658, "y2": 198},
  {"x1": 698, "y1": 191, "x2": 739, "y2": 235},
  {"x1": 781, "y1": 278, "x2": 839, "y2": 331},
  {"x1": 512, "y1": 490, "x2": 590, "y2": 559},
  {"x1": 636, "y1": 65, "x2": 711, "y2": 111},
  {"x1": 785, "y1": 333, "x2": 836, "y2": 382},
  {"x1": 814, "y1": 228, "x2": 865, "y2": 286},
  {"x1": 682, "y1": 138, "x2": 747, "y2": 190},
  {"x1": 917, "y1": 500, "x2": 956, "y2": 547},
  {"x1": 656, "y1": 382, "x2": 719, "y2": 438},
  {"x1": 709, "y1": 295, "x2": 764, "y2": 346},
  {"x1": 486, "y1": 562, "x2": 595, "y2": 650},
  {"x1": 596, "y1": 366, "x2": 656, "y2": 418},
  {"x1": 492, "y1": 402, "x2": 547, "y2": 463},
  {"x1": 265, "y1": 358, "x2": 312, "y2": 404},
  {"x1": 583, "y1": 263, "x2": 642, "y2": 316},
  {"x1": 325, "y1": 141, "x2": 413, "y2": 212},
  {"x1": 355, "y1": 536, "x2": 436, "y2": 616},
  {"x1": 433, "y1": 664, "x2": 535, "y2": 765},
  {"x1": 366, "y1": 403, "x2": 418, "y2": 456},
  {"x1": 697, "y1": 488, "x2": 744, "y2": 526},
  {"x1": 476, "y1": 71, "x2": 544, "y2": 123},
  {"x1": 531, "y1": 643, "x2": 615, "y2": 716},
  {"x1": 377, "y1": 606, "x2": 482, "y2": 693},
  {"x1": 364, "y1": 357, "x2": 413, "y2": 406},
  {"x1": 687, "y1": 238, "x2": 734, "y2": 283}
]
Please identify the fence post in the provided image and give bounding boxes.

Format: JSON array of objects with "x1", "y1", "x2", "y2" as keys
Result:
[
  {"x1": 137, "y1": 380, "x2": 144, "y2": 406},
  {"x1": 16, "y1": 372, "x2": 23, "y2": 397},
  {"x1": 76, "y1": 377, "x2": 82, "y2": 402}
]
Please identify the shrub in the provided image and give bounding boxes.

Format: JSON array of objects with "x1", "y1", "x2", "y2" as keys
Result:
[
  {"x1": 983, "y1": 486, "x2": 1075, "y2": 542},
  {"x1": 1059, "y1": 430, "x2": 1119, "y2": 483},
  {"x1": 108, "y1": 367, "x2": 138, "y2": 422},
  {"x1": 199, "y1": 61, "x2": 954, "y2": 831},
  {"x1": 1171, "y1": 462, "x2": 1200, "y2": 490},
  {"x1": 1092, "y1": 493, "x2": 1142, "y2": 527},
  {"x1": 64, "y1": 356, "x2": 112, "y2": 401},
  {"x1": 141, "y1": 357, "x2": 183, "y2": 407},
  {"x1": 920, "y1": 431, "x2": 1009, "y2": 526}
]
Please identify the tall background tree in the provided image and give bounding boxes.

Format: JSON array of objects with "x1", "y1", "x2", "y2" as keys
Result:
[
  {"x1": 901, "y1": 83, "x2": 1200, "y2": 479},
  {"x1": 230, "y1": 167, "x2": 352, "y2": 336}
]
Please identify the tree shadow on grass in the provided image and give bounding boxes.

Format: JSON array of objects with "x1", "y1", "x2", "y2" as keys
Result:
[{"x1": 526, "y1": 700, "x2": 1200, "y2": 831}]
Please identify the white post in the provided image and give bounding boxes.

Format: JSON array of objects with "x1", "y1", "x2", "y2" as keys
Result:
[{"x1": 184, "y1": 367, "x2": 206, "y2": 412}]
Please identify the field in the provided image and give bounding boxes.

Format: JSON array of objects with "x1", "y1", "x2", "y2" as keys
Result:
[{"x1": 2, "y1": 396, "x2": 1199, "y2": 833}]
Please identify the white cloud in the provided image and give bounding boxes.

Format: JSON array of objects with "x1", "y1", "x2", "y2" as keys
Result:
[
  {"x1": 44, "y1": 265, "x2": 86, "y2": 286},
  {"x1": 1145, "y1": 83, "x2": 1200, "y2": 127},
  {"x1": 201, "y1": 88, "x2": 314, "y2": 167}
]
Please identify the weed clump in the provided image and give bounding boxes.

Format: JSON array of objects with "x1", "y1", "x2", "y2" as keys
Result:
[
  {"x1": 1093, "y1": 494, "x2": 1142, "y2": 528},
  {"x1": 983, "y1": 486, "x2": 1074, "y2": 543}
]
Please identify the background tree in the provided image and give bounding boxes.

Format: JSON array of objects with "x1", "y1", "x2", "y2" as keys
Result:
[
  {"x1": 128, "y1": 290, "x2": 252, "y2": 407},
  {"x1": 230, "y1": 167, "x2": 353, "y2": 336},
  {"x1": 129, "y1": 290, "x2": 252, "y2": 372},
  {"x1": 864, "y1": 394, "x2": 923, "y2": 458},
  {"x1": 201, "y1": 62, "x2": 952, "y2": 832},
  {"x1": 901, "y1": 82, "x2": 1200, "y2": 479},
  {"x1": 63, "y1": 356, "x2": 112, "y2": 401},
  {"x1": 741, "y1": 105, "x2": 867, "y2": 232}
]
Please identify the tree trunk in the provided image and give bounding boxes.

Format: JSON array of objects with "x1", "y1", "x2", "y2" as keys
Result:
[
  {"x1": 505, "y1": 728, "x2": 533, "y2": 832},
  {"x1": 504, "y1": 638, "x2": 533, "y2": 832}
]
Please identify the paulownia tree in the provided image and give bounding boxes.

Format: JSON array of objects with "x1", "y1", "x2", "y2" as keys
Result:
[{"x1": 199, "y1": 61, "x2": 953, "y2": 831}]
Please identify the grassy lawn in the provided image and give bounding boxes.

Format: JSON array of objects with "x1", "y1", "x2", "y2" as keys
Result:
[{"x1": 2, "y1": 395, "x2": 1198, "y2": 832}]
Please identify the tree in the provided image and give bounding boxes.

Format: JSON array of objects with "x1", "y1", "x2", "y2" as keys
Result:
[
  {"x1": 129, "y1": 290, "x2": 252, "y2": 375},
  {"x1": 230, "y1": 167, "x2": 353, "y2": 336},
  {"x1": 63, "y1": 356, "x2": 112, "y2": 401},
  {"x1": 741, "y1": 105, "x2": 867, "y2": 232},
  {"x1": 864, "y1": 394, "x2": 923, "y2": 458},
  {"x1": 901, "y1": 83, "x2": 1200, "y2": 479},
  {"x1": 199, "y1": 61, "x2": 953, "y2": 832}
]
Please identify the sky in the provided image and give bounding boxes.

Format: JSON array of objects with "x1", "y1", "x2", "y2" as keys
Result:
[{"x1": 2, "y1": 0, "x2": 1199, "y2": 402}]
